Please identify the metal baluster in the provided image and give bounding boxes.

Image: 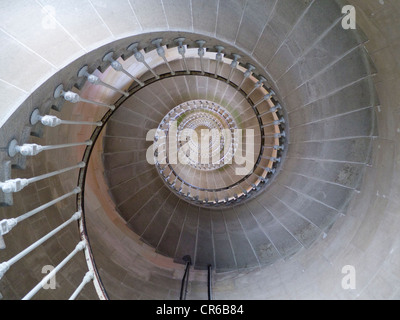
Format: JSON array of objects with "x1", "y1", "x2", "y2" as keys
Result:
[
  {"x1": 263, "y1": 145, "x2": 285, "y2": 151},
  {"x1": 0, "y1": 162, "x2": 86, "y2": 194},
  {"x1": 152, "y1": 38, "x2": 175, "y2": 76},
  {"x1": 257, "y1": 103, "x2": 282, "y2": 118},
  {"x1": 54, "y1": 85, "x2": 115, "y2": 110},
  {"x1": 69, "y1": 271, "x2": 94, "y2": 300},
  {"x1": 257, "y1": 166, "x2": 276, "y2": 175},
  {"x1": 22, "y1": 240, "x2": 87, "y2": 300},
  {"x1": 226, "y1": 54, "x2": 241, "y2": 83},
  {"x1": 127, "y1": 42, "x2": 160, "y2": 79},
  {"x1": 0, "y1": 212, "x2": 82, "y2": 280},
  {"x1": 196, "y1": 40, "x2": 206, "y2": 75},
  {"x1": 261, "y1": 118, "x2": 285, "y2": 128},
  {"x1": 214, "y1": 46, "x2": 224, "y2": 78},
  {"x1": 237, "y1": 64, "x2": 256, "y2": 91},
  {"x1": 179, "y1": 255, "x2": 192, "y2": 300},
  {"x1": 30, "y1": 109, "x2": 102, "y2": 127},
  {"x1": 174, "y1": 37, "x2": 190, "y2": 75},
  {"x1": 0, "y1": 187, "x2": 81, "y2": 249},
  {"x1": 103, "y1": 52, "x2": 145, "y2": 87},
  {"x1": 78, "y1": 65, "x2": 129, "y2": 97},
  {"x1": 246, "y1": 76, "x2": 267, "y2": 99},
  {"x1": 261, "y1": 156, "x2": 281, "y2": 163},
  {"x1": 253, "y1": 90, "x2": 276, "y2": 108},
  {"x1": 263, "y1": 132, "x2": 286, "y2": 139},
  {"x1": 174, "y1": 38, "x2": 190, "y2": 74},
  {"x1": 8, "y1": 139, "x2": 92, "y2": 157}
]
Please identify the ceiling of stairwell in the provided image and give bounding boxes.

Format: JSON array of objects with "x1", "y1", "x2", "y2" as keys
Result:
[{"x1": 3, "y1": 0, "x2": 398, "y2": 300}]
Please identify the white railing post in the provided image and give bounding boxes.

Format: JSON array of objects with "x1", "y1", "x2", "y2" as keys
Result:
[
  {"x1": 196, "y1": 40, "x2": 206, "y2": 75},
  {"x1": 264, "y1": 131, "x2": 286, "y2": 139},
  {"x1": 152, "y1": 38, "x2": 175, "y2": 75},
  {"x1": 0, "y1": 188, "x2": 81, "y2": 249},
  {"x1": 8, "y1": 140, "x2": 92, "y2": 157},
  {"x1": 103, "y1": 52, "x2": 145, "y2": 87},
  {"x1": 227, "y1": 54, "x2": 241, "y2": 83},
  {"x1": 127, "y1": 42, "x2": 160, "y2": 79},
  {"x1": 0, "y1": 212, "x2": 82, "y2": 280},
  {"x1": 246, "y1": 76, "x2": 267, "y2": 99},
  {"x1": 263, "y1": 145, "x2": 284, "y2": 151},
  {"x1": 238, "y1": 64, "x2": 256, "y2": 91},
  {"x1": 253, "y1": 90, "x2": 276, "y2": 108},
  {"x1": 78, "y1": 65, "x2": 129, "y2": 97},
  {"x1": 261, "y1": 118, "x2": 285, "y2": 128},
  {"x1": 0, "y1": 162, "x2": 85, "y2": 194},
  {"x1": 214, "y1": 45, "x2": 224, "y2": 78},
  {"x1": 258, "y1": 104, "x2": 282, "y2": 118},
  {"x1": 54, "y1": 85, "x2": 115, "y2": 110},
  {"x1": 262, "y1": 156, "x2": 281, "y2": 163},
  {"x1": 69, "y1": 271, "x2": 94, "y2": 300},
  {"x1": 22, "y1": 240, "x2": 86, "y2": 300},
  {"x1": 30, "y1": 109, "x2": 102, "y2": 127},
  {"x1": 174, "y1": 37, "x2": 190, "y2": 75}
]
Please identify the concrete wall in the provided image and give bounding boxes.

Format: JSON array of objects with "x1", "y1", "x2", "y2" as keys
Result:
[{"x1": 0, "y1": 0, "x2": 399, "y2": 300}]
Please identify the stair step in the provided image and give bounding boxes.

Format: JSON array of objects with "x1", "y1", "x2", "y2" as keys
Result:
[
  {"x1": 211, "y1": 211, "x2": 237, "y2": 272},
  {"x1": 174, "y1": 205, "x2": 199, "y2": 265},
  {"x1": 103, "y1": 149, "x2": 148, "y2": 171},
  {"x1": 128, "y1": 186, "x2": 171, "y2": 236},
  {"x1": 223, "y1": 208, "x2": 260, "y2": 269},
  {"x1": 117, "y1": 177, "x2": 165, "y2": 222},
  {"x1": 277, "y1": 171, "x2": 353, "y2": 211},
  {"x1": 156, "y1": 200, "x2": 189, "y2": 257},
  {"x1": 271, "y1": 183, "x2": 339, "y2": 231},
  {"x1": 257, "y1": 195, "x2": 321, "y2": 249},
  {"x1": 237, "y1": 202, "x2": 281, "y2": 266},
  {"x1": 103, "y1": 136, "x2": 148, "y2": 154},
  {"x1": 194, "y1": 207, "x2": 214, "y2": 270},
  {"x1": 110, "y1": 168, "x2": 159, "y2": 205},
  {"x1": 140, "y1": 193, "x2": 180, "y2": 247},
  {"x1": 109, "y1": 107, "x2": 159, "y2": 128},
  {"x1": 105, "y1": 161, "x2": 153, "y2": 187}
]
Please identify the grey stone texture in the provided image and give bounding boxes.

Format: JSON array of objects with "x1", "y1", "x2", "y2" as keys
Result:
[{"x1": 0, "y1": 0, "x2": 398, "y2": 301}]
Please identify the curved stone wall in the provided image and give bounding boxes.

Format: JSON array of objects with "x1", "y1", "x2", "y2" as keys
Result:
[{"x1": 0, "y1": 0, "x2": 399, "y2": 300}]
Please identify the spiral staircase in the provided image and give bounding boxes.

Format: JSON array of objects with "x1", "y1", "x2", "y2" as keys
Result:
[{"x1": 0, "y1": 0, "x2": 399, "y2": 300}]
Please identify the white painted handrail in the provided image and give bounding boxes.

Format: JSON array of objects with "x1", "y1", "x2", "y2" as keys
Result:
[
  {"x1": 78, "y1": 66, "x2": 129, "y2": 97},
  {"x1": 152, "y1": 38, "x2": 175, "y2": 75},
  {"x1": 103, "y1": 52, "x2": 145, "y2": 87},
  {"x1": 246, "y1": 76, "x2": 267, "y2": 99},
  {"x1": 253, "y1": 90, "x2": 276, "y2": 108},
  {"x1": 227, "y1": 54, "x2": 241, "y2": 83},
  {"x1": 0, "y1": 212, "x2": 82, "y2": 280},
  {"x1": 264, "y1": 132, "x2": 286, "y2": 139},
  {"x1": 258, "y1": 104, "x2": 282, "y2": 117},
  {"x1": 127, "y1": 42, "x2": 160, "y2": 79},
  {"x1": 174, "y1": 38, "x2": 190, "y2": 75},
  {"x1": 214, "y1": 46, "x2": 224, "y2": 78},
  {"x1": 0, "y1": 188, "x2": 81, "y2": 249},
  {"x1": 9, "y1": 140, "x2": 92, "y2": 157},
  {"x1": 261, "y1": 118, "x2": 285, "y2": 128},
  {"x1": 0, "y1": 162, "x2": 85, "y2": 193},
  {"x1": 54, "y1": 84, "x2": 115, "y2": 110},
  {"x1": 238, "y1": 64, "x2": 255, "y2": 91},
  {"x1": 30, "y1": 109, "x2": 102, "y2": 127},
  {"x1": 69, "y1": 271, "x2": 94, "y2": 300},
  {"x1": 22, "y1": 240, "x2": 86, "y2": 300},
  {"x1": 196, "y1": 40, "x2": 206, "y2": 75}
]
